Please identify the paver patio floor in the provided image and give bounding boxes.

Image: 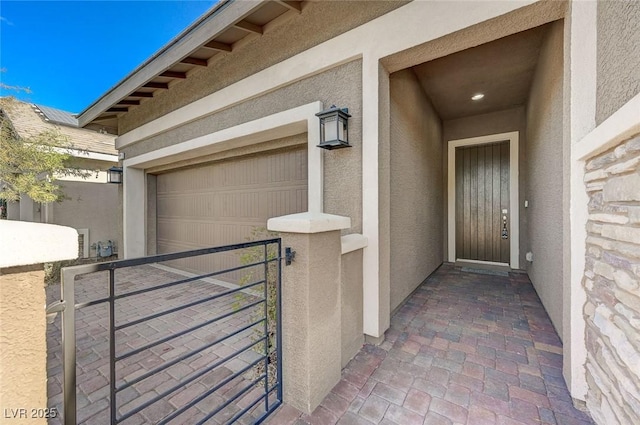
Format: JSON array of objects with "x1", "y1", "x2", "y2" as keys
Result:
[{"x1": 267, "y1": 264, "x2": 594, "y2": 425}]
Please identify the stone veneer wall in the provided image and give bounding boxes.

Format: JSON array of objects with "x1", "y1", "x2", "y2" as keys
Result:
[{"x1": 583, "y1": 132, "x2": 640, "y2": 425}]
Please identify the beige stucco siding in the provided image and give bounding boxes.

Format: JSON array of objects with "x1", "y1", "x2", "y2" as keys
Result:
[
  {"x1": 442, "y1": 107, "x2": 528, "y2": 268},
  {"x1": 119, "y1": 1, "x2": 406, "y2": 134},
  {"x1": 596, "y1": 0, "x2": 640, "y2": 125},
  {"x1": 389, "y1": 69, "x2": 443, "y2": 311},
  {"x1": 120, "y1": 60, "x2": 361, "y2": 159},
  {"x1": 0, "y1": 267, "x2": 47, "y2": 424},
  {"x1": 525, "y1": 20, "x2": 565, "y2": 339},
  {"x1": 341, "y1": 249, "x2": 364, "y2": 367},
  {"x1": 123, "y1": 60, "x2": 363, "y2": 234},
  {"x1": 52, "y1": 181, "x2": 119, "y2": 253}
]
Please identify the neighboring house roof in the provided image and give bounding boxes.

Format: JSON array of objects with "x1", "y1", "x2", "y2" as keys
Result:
[
  {"x1": 1, "y1": 98, "x2": 117, "y2": 156},
  {"x1": 78, "y1": 0, "x2": 303, "y2": 128}
]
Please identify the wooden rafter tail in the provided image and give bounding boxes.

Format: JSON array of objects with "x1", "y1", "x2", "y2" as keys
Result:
[
  {"x1": 92, "y1": 115, "x2": 118, "y2": 122},
  {"x1": 203, "y1": 40, "x2": 233, "y2": 52},
  {"x1": 143, "y1": 82, "x2": 170, "y2": 89},
  {"x1": 234, "y1": 20, "x2": 263, "y2": 35},
  {"x1": 129, "y1": 92, "x2": 154, "y2": 98},
  {"x1": 276, "y1": 0, "x2": 302, "y2": 13},
  {"x1": 159, "y1": 71, "x2": 187, "y2": 79},
  {"x1": 181, "y1": 57, "x2": 208, "y2": 67}
]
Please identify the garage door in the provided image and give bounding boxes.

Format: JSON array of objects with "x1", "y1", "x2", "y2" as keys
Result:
[{"x1": 156, "y1": 146, "x2": 307, "y2": 277}]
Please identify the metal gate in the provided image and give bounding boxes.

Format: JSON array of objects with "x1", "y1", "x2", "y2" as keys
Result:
[{"x1": 47, "y1": 239, "x2": 283, "y2": 424}]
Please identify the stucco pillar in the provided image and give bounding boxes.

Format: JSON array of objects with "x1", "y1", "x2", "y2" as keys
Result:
[
  {"x1": 19, "y1": 194, "x2": 36, "y2": 222},
  {"x1": 122, "y1": 165, "x2": 145, "y2": 259},
  {"x1": 564, "y1": 0, "x2": 598, "y2": 401},
  {"x1": 0, "y1": 221, "x2": 78, "y2": 423},
  {"x1": 267, "y1": 212, "x2": 350, "y2": 414}
]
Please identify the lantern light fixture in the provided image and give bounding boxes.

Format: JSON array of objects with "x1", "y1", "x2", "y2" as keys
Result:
[
  {"x1": 107, "y1": 166, "x2": 123, "y2": 184},
  {"x1": 316, "y1": 105, "x2": 351, "y2": 150}
]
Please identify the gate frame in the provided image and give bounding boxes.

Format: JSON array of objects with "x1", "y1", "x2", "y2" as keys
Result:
[{"x1": 49, "y1": 239, "x2": 283, "y2": 425}]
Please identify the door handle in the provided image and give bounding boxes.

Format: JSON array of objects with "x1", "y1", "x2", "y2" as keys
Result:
[{"x1": 502, "y1": 214, "x2": 508, "y2": 239}]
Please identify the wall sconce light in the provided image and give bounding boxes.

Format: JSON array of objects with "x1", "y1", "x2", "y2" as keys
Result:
[
  {"x1": 316, "y1": 105, "x2": 351, "y2": 150},
  {"x1": 107, "y1": 166, "x2": 123, "y2": 184}
]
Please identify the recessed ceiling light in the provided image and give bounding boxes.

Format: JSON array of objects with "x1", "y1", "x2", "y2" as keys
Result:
[{"x1": 471, "y1": 93, "x2": 485, "y2": 101}]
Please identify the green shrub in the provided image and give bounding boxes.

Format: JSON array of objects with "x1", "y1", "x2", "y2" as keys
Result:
[{"x1": 44, "y1": 259, "x2": 78, "y2": 285}]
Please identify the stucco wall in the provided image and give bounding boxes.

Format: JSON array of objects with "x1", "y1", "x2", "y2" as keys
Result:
[
  {"x1": 7, "y1": 201, "x2": 20, "y2": 220},
  {"x1": 582, "y1": 132, "x2": 640, "y2": 425},
  {"x1": 0, "y1": 222, "x2": 77, "y2": 424},
  {"x1": 19, "y1": 195, "x2": 39, "y2": 223},
  {"x1": 341, "y1": 249, "x2": 364, "y2": 367},
  {"x1": 52, "y1": 181, "x2": 119, "y2": 256},
  {"x1": 442, "y1": 107, "x2": 527, "y2": 268},
  {"x1": 119, "y1": 1, "x2": 406, "y2": 134},
  {"x1": 389, "y1": 69, "x2": 443, "y2": 311},
  {"x1": 596, "y1": 0, "x2": 640, "y2": 125},
  {"x1": 124, "y1": 60, "x2": 363, "y2": 234},
  {"x1": 0, "y1": 267, "x2": 48, "y2": 425},
  {"x1": 525, "y1": 20, "x2": 565, "y2": 339}
]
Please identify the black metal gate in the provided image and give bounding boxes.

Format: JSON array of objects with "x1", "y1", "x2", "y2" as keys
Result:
[{"x1": 47, "y1": 239, "x2": 283, "y2": 424}]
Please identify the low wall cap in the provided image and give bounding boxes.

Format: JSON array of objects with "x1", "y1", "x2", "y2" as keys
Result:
[
  {"x1": 267, "y1": 212, "x2": 351, "y2": 234},
  {"x1": 0, "y1": 221, "x2": 79, "y2": 268},
  {"x1": 341, "y1": 234, "x2": 368, "y2": 254}
]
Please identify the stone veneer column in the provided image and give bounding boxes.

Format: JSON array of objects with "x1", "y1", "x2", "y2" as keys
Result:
[
  {"x1": 0, "y1": 221, "x2": 78, "y2": 424},
  {"x1": 582, "y1": 133, "x2": 640, "y2": 425},
  {"x1": 267, "y1": 212, "x2": 350, "y2": 414}
]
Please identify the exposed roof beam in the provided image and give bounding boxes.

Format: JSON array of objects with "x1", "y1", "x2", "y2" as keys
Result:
[
  {"x1": 234, "y1": 20, "x2": 263, "y2": 34},
  {"x1": 117, "y1": 100, "x2": 141, "y2": 106},
  {"x1": 107, "y1": 107, "x2": 128, "y2": 113},
  {"x1": 92, "y1": 115, "x2": 118, "y2": 122},
  {"x1": 203, "y1": 40, "x2": 233, "y2": 52},
  {"x1": 160, "y1": 71, "x2": 187, "y2": 79},
  {"x1": 275, "y1": 1, "x2": 302, "y2": 13},
  {"x1": 129, "y1": 92, "x2": 154, "y2": 98},
  {"x1": 143, "y1": 82, "x2": 170, "y2": 89},
  {"x1": 181, "y1": 57, "x2": 209, "y2": 67}
]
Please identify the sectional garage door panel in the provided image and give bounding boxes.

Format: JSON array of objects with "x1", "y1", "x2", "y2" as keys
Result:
[{"x1": 156, "y1": 147, "x2": 307, "y2": 276}]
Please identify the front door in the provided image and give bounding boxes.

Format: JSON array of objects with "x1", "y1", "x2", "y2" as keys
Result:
[{"x1": 455, "y1": 141, "x2": 510, "y2": 263}]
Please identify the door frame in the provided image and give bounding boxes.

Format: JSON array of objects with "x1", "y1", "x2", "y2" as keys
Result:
[{"x1": 447, "y1": 131, "x2": 519, "y2": 269}]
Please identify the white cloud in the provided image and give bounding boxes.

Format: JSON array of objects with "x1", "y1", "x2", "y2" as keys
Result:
[{"x1": 0, "y1": 16, "x2": 14, "y2": 26}]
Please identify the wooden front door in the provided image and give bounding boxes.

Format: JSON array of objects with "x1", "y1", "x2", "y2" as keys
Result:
[{"x1": 455, "y1": 141, "x2": 510, "y2": 263}]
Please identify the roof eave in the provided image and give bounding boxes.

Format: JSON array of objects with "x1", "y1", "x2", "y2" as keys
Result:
[{"x1": 77, "y1": 0, "x2": 267, "y2": 128}]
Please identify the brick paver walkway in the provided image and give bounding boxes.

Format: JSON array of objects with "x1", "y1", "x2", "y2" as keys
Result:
[
  {"x1": 267, "y1": 264, "x2": 594, "y2": 425},
  {"x1": 46, "y1": 263, "x2": 274, "y2": 424}
]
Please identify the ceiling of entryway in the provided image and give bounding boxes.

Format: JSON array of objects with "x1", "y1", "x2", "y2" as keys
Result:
[{"x1": 412, "y1": 23, "x2": 552, "y2": 121}]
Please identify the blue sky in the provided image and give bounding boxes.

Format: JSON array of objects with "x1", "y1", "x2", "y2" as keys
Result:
[{"x1": 0, "y1": 1, "x2": 214, "y2": 113}]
